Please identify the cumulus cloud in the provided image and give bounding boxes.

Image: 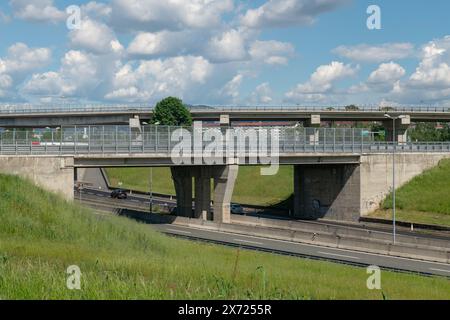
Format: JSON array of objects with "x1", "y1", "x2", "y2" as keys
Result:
[
  {"x1": 0, "y1": 42, "x2": 52, "y2": 75},
  {"x1": 81, "y1": 1, "x2": 112, "y2": 20},
  {"x1": 23, "y1": 50, "x2": 119, "y2": 99},
  {"x1": 249, "y1": 40, "x2": 295, "y2": 65},
  {"x1": 241, "y1": 0, "x2": 349, "y2": 29},
  {"x1": 285, "y1": 61, "x2": 358, "y2": 102},
  {"x1": 111, "y1": 0, "x2": 234, "y2": 32},
  {"x1": 206, "y1": 29, "x2": 249, "y2": 63},
  {"x1": 250, "y1": 82, "x2": 273, "y2": 104},
  {"x1": 388, "y1": 36, "x2": 450, "y2": 104},
  {"x1": 219, "y1": 74, "x2": 244, "y2": 103},
  {"x1": 105, "y1": 56, "x2": 213, "y2": 102},
  {"x1": 69, "y1": 19, "x2": 123, "y2": 55},
  {"x1": 10, "y1": 0, "x2": 66, "y2": 23},
  {"x1": 333, "y1": 43, "x2": 415, "y2": 63}
]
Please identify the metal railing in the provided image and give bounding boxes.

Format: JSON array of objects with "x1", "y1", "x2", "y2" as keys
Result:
[
  {"x1": 1, "y1": 125, "x2": 450, "y2": 156},
  {"x1": 1, "y1": 104, "x2": 450, "y2": 115}
]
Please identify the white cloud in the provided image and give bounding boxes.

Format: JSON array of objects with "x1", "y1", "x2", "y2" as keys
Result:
[
  {"x1": 105, "y1": 56, "x2": 213, "y2": 102},
  {"x1": 250, "y1": 82, "x2": 273, "y2": 104},
  {"x1": 241, "y1": 0, "x2": 349, "y2": 29},
  {"x1": 22, "y1": 50, "x2": 118, "y2": 99},
  {"x1": 249, "y1": 40, "x2": 295, "y2": 65},
  {"x1": 111, "y1": 0, "x2": 234, "y2": 31},
  {"x1": 81, "y1": 1, "x2": 112, "y2": 20},
  {"x1": 408, "y1": 37, "x2": 450, "y2": 88},
  {"x1": 10, "y1": 0, "x2": 66, "y2": 23},
  {"x1": 333, "y1": 43, "x2": 415, "y2": 63},
  {"x1": 206, "y1": 29, "x2": 248, "y2": 63},
  {"x1": 285, "y1": 61, "x2": 358, "y2": 102},
  {"x1": 127, "y1": 31, "x2": 195, "y2": 58},
  {"x1": 0, "y1": 43, "x2": 51, "y2": 75},
  {"x1": 69, "y1": 19, "x2": 123, "y2": 55},
  {"x1": 219, "y1": 74, "x2": 243, "y2": 102},
  {"x1": 367, "y1": 62, "x2": 406, "y2": 85}
]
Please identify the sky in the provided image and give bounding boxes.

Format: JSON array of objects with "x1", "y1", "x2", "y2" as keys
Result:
[{"x1": 0, "y1": 0, "x2": 449, "y2": 107}]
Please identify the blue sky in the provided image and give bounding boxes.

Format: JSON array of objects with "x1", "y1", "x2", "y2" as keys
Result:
[{"x1": 0, "y1": 0, "x2": 449, "y2": 106}]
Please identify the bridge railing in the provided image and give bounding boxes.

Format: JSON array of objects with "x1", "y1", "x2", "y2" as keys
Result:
[
  {"x1": 1, "y1": 125, "x2": 450, "y2": 156},
  {"x1": 1, "y1": 104, "x2": 450, "y2": 114}
]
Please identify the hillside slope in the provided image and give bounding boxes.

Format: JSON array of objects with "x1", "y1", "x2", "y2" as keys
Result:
[
  {"x1": 372, "y1": 159, "x2": 450, "y2": 226},
  {"x1": 0, "y1": 174, "x2": 449, "y2": 299}
]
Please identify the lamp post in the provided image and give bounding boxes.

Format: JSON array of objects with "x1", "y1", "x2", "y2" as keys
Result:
[
  {"x1": 384, "y1": 114, "x2": 407, "y2": 244},
  {"x1": 149, "y1": 167, "x2": 153, "y2": 213}
]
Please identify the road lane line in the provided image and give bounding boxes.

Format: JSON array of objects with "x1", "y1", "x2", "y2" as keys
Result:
[
  {"x1": 233, "y1": 239, "x2": 264, "y2": 246},
  {"x1": 166, "y1": 228, "x2": 192, "y2": 235},
  {"x1": 429, "y1": 268, "x2": 450, "y2": 274},
  {"x1": 317, "y1": 251, "x2": 361, "y2": 260}
]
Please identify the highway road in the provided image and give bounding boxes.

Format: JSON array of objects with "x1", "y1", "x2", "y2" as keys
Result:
[
  {"x1": 152, "y1": 223, "x2": 450, "y2": 278},
  {"x1": 77, "y1": 188, "x2": 450, "y2": 278}
]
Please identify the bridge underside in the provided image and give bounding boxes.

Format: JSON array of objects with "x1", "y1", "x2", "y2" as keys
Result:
[{"x1": 1, "y1": 153, "x2": 450, "y2": 223}]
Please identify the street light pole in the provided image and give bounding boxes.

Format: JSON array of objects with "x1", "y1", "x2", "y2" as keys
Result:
[
  {"x1": 392, "y1": 117, "x2": 396, "y2": 244},
  {"x1": 384, "y1": 114, "x2": 401, "y2": 244},
  {"x1": 149, "y1": 167, "x2": 153, "y2": 213}
]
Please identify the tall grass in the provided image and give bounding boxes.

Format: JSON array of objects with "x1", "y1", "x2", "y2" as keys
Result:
[{"x1": 0, "y1": 174, "x2": 449, "y2": 299}]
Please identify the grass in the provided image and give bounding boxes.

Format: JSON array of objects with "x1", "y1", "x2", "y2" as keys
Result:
[
  {"x1": 370, "y1": 159, "x2": 450, "y2": 227},
  {"x1": 105, "y1": 166, "x2": 294, "y2": 206},
  {"x1": 0, "y1": 174, "x2": 449, "y2": 299}
]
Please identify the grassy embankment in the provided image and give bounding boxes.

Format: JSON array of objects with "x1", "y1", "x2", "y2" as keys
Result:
[
  {"x1": 0, "y1": 174, "x2": 449, "y2": 299},
  {"x1": 370, "y1": 159, "x2": 450, "y2": 227}
]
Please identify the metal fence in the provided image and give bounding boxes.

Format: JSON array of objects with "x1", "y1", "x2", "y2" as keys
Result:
[{"x1": 1, "y1": 125, "x2": 450, "y2": 156}]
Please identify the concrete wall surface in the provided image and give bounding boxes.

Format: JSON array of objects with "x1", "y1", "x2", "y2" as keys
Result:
[
  {"x1": 360, "y1": 153, "x2": 450, "y2": 215},
  {"x1": 0, "y1": 156, "x2": 74, "y2": 200}
]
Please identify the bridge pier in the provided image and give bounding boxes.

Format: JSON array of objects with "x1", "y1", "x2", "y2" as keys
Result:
[
  {"x1": 194, "y1": 168, "x2": 211, "y2": 220},
  {"x1": 383, "y1": 115, "x2": 411, "y2": 143},
  {"x1": 293, "y1": 164, "x2": 361, "y2": 221},
  {"x1": 171, "y1": 165, "x2": 238, "y2": 223}
]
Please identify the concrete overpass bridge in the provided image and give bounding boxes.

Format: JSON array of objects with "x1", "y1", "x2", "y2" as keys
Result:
[
  {"x1": 1, "y1": 104, "x2": 450, "y2": 129},
  {"x1": 1, "y1": 124, "x2": 450, "y2": 224}
]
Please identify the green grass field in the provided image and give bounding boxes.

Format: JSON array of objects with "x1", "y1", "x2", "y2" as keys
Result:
[
  {"x1": 370, "y1": 159, "x2": 450, "y2": 226},
  {"x1": 1, "y1": 174, "x2": 449, "y2": 300},
  {"x1": 106, "y1": 166, "x2": 294, "y2": 207}
]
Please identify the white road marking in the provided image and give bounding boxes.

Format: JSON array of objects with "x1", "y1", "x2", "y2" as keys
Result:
[
  {"x1": 318, "y1": 251, "x2": 360, "y2": 260},
  {"x1": 429, "y1": 268, "x2": 450, "y2": 274},
  {"x1": 166, "y1": 228, "x2": 192, "y2": 235},
  {"x1": 233, "y1": 239, "x2": 264, "y2": 246}
]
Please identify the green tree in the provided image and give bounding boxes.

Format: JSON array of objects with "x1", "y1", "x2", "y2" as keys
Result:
[{"x1": 152, "y1": 97, "x2": 193, "y2": 126}]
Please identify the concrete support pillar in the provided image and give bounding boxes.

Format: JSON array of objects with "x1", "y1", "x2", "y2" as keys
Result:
[
  {"x1": 171, "y1": 167, "x2": 193, "y2": 217},
  {"x1": 383, "y1": 115, "x2": 411, "y2": 143},
  {"x1": 212, "y1": 164, "x2": 238, "y2": 224},
  {"x1": 293, "y1": 164, "x2": 361, "y2": 221},
  {"x1": 171, "y1": 164, "x2": 238, "y2": 223},
  {"x1": 305, "y1": 114, "x2": 321, "y2": 127},
  {"x1": 129, "y1": 115, "x2": 143, "y2": 142},
  {"x1": 220, "y1": 114, "x2": 230, "y2": 129},
  {"x1": 194, "y1": 168, "x2": 211, "y2": 220},
  {"x1": 305, "y1": 115, "x2": 321, "y2": 145}
]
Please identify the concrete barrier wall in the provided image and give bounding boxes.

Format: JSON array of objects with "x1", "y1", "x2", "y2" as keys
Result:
[
  {"x1": 0, "y1": 156, "x2": 74, "y2": 200},
  {"x1": 360, "y1": 153, "x2": 450, "y2": 215},
  {"x1": 232, "y1": 214, "x2": 450, "y2": 250}
]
